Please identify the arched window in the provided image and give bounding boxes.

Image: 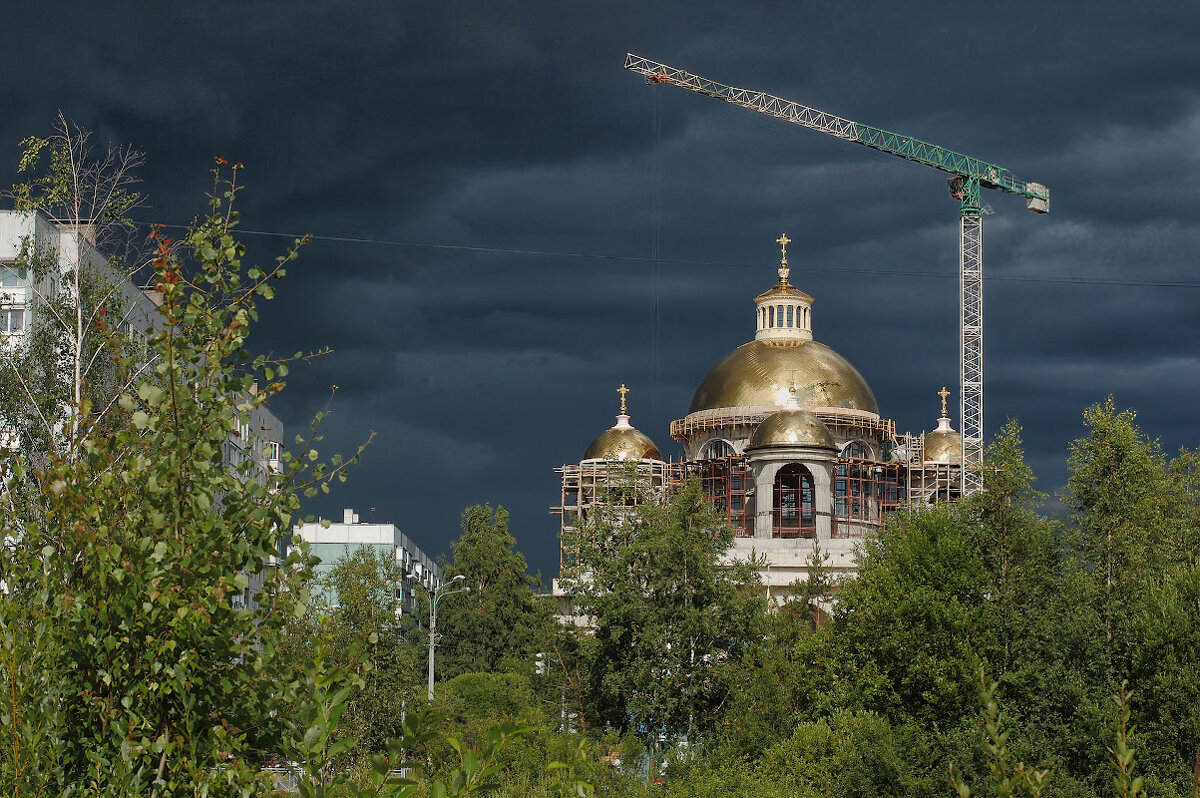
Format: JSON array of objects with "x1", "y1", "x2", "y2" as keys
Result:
[
  {"x1": 773, "y1": 463, "x2": 815, "y2": 538},
  {"x1": 835, "y1": 441, "x2": 876, "y2": 534},
  {"x1": 840, "y1": 441, "x2": 869, "y2": 460},
  {"x1": 700, "y1": 439, "x2": 736, "y2": 459}
]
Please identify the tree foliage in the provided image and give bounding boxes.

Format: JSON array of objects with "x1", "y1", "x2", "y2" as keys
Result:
[
  {"x1": 564, "y1": 476, "x2": 764, "y2": 749},
  {"x1": 436, "y1": 504, "x2": 549, "y2": 679},
  {"x1": 290, "y1": 546, "x2": 425, "y2": 756},
  {"x1": 0, "y1": 158, "x2": 358, "y2": 795}
]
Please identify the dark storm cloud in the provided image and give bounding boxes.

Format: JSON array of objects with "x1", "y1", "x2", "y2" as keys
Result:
[{"x1": 1, "y1": 1, "x2": 1198, "y2": 574}]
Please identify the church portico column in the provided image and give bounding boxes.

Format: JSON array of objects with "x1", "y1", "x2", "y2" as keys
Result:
[
  {"x1": 752, "y1": 461, "x2": 780, "y2": 539},
  {"x1": 809, "y1": 461, "x2": 834, "y2": 540}
]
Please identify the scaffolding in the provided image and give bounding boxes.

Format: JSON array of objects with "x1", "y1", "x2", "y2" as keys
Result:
[
  {"x1": 553, "y1": 428, "x2": 961, "y2": 567},
  {"x1": 674, "y1": 453, "x2": 905, "y2": 539},
  {"x1": 896, "y1": 432, "x2": 962, "y2": 505},
  {"x1": 676, "y1": 455, "x2": 752, "y2": 536},
  {"x1": 552, "y1": 459, "x2": 670, "y2": 567},
  {"x1": 671, "y1": 407, "x2": 895, "y2": 445},
  {"x1": 832, "y1": 457, "x2": 905, "y2": 537}
]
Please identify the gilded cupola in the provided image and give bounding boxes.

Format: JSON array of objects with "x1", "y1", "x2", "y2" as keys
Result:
[
  {"x1": 583, "y1": 384, "x2": 663, "y2": 462},
  {"x1": 923, "y1": 386, "x2": 963, "y2": 465},
  {"x1": 746, "y1": 389, "x2": 837, "y2": 450},
  {"x1": 686, "y1": 234, "x2": 878, "y2": 416}
]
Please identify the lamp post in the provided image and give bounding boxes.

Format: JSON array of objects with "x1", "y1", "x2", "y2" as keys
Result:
[{"x1": 410, "y1": 573, "x2": 470, "y2": 702}]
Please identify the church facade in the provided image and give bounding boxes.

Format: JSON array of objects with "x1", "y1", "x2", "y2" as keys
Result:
[{"x1": 554, "y1": 236, "x2": 965, "y2": 597}]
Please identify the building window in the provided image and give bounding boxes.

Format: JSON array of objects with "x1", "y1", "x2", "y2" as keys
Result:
[
  {"x1": 0, "y1": 266, "x2": 27, "y2": 287},
  {"x1": 768, "y1": 306, "x2": 775, "y2": 328},
  {"x1": 1, "y1": 308, "x2": 25, "y2": 333},
  {"x1": 773, "y1": 463, "x2": 815, "y2": 538},
  {"x1": 833, "y1": 457, "x2": 905, "y2": 535},
  {"x1": 840, "y1": 441, "x2": 870, "y2": 459},
  {"x1": 834, "y1": 462, "x2": 870, "y2": 527},
  {"x1": 698, "y1": 453, "x2": 751, "y2": 537},
  {"x1": 700, "y1": 439, "x2": 735, "y2": 459}
]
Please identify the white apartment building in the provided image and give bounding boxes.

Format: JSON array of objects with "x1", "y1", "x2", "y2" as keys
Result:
[
  {"x1": 0, "y1": 210, "x2": 160, "y2": 349},
  {"x1": 2, "y1": 209, "x2": 287, "y2": 605},
  {"x1": 1, "y1": 209, "x2": 284, "y2": 483},
  {"x1": 292, "y1": 508, "x2": 442, "y2": 619}
]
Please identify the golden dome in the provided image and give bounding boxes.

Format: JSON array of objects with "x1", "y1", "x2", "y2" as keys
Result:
[
  {"x1": 584, "y1": 422, "x2": 662, "y2": 461},
  {"x1": 688, "y1": 339, "x2": 878, "y2": 415},
  {"x1": 746, "y1": 408, "x2": 836, "y2": 450},
  {"x1": 924, "y1": 388, "x2": 961, "y2": 464},
  {"x1": 924, "y1": 416, "x2": 962, "y2": 465},
  {"x1": 585, "y1": 386, "x2": 662, "y2": 461}
]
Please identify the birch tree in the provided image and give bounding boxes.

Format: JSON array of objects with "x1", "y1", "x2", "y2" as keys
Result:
[{"x1": 0, "y1": 113, "x2": 149, "y2": 466}]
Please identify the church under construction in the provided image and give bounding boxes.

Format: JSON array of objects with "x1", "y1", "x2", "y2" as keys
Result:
[{"x1": 554, "y1": 235, "x2": 964, "y2": 596}]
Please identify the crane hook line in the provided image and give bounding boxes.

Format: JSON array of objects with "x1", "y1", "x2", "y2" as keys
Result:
[{"x1": 651, "y1": 80, "x2": 662, "y2": 434}]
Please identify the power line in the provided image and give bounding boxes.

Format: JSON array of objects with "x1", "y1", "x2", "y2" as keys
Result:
[{"x1": 143, "y1": 222, "x2": 1200, "y2": 290}]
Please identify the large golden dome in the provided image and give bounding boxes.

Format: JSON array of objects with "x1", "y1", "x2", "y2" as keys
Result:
[{"x1": 688, "y1": 339, "x2": 878, "y2": 415}]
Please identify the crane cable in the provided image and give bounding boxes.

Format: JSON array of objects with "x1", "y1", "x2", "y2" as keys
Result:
[{"x1": 651, "y1": 81, "x2": 662, "y2": 436}]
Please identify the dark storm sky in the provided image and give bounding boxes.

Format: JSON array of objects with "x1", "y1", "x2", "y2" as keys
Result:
[{"x1": 2, "y1": 2, "x2": 1197, "y2": 577}]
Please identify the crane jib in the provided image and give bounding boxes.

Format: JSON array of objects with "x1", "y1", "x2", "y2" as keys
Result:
[{"x1": 624, "y1": 53, "x2": 1049, "y2": 206}]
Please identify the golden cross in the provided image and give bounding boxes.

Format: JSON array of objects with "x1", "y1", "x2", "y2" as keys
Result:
[
  {"x1": 776, "y1": 232, "x2": 791, "y2": 262},
  {"x1": 938, "y1": 386, "x2": 950, "y2": 417},
  {"x1": 617, "y1": 383, "x2": 629, "y2": 414}
]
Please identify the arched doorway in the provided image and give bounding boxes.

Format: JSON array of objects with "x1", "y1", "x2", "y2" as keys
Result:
[{"x1": 773, "y1": 463, "x2": 816, "y2": 538}]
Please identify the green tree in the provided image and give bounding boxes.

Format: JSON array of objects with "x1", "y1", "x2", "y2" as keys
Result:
[
  {"x1": 564, "y1": 477, "x2": 763, "y2": 760},
  {"x1": 1123, "y1": 560, "x2": 1200, "y2": 795},
  {"x1": 436, "y1": 504, "x2": 549, "y2": 679},
  {"x1": 1063, "y1": 397, "x2": 1192, "y2": 651},
  {"x1": 967, "y1": 421, "x2": 1085, "y2": 767},
  {"x1": 710, "y1": 605, "x2": 834, "y2": 761},
  {"x1": 288, "y1": 546, "x2": 425, "y2": 757},
  {"x1": 0, "y1": 161, "x2": 358, "y2": 795}
]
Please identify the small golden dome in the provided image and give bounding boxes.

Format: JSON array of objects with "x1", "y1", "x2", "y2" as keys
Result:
[
  {"x1": 924, "y1": 417, "x2": 962, "y2": 464},
  {"x1": 584, "y1": 421, "x2": 662, "y2": 461},
  {"x1": 924, "y1": 387, "x2": 962, "y2": 464},
  {"x1": 746, "y1": 408, "x2": 836, "y2": 450},
  {"x1": 584, "y1": 385, "x2": 662, "y2": 461},
  {"x1": 926, "y1": 386, "x2": 964, "y2": 463},
  {"x1": 688, "y1": 339, "x2": 878, "y2": 415}
]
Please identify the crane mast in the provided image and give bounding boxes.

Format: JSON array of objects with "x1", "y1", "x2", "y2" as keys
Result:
[{"x1": 624, "y1": 53, "x2": 1049, "y2": 495}]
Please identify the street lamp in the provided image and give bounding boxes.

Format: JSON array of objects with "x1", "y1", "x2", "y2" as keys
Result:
[{"x1": 408, "y1": 572, "x2": 470, "y2": 702}]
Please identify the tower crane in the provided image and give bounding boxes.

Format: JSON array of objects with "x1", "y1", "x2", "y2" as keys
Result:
[{"x1": 624, "y1": 53, "x2": 1050, "y2": 495}]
